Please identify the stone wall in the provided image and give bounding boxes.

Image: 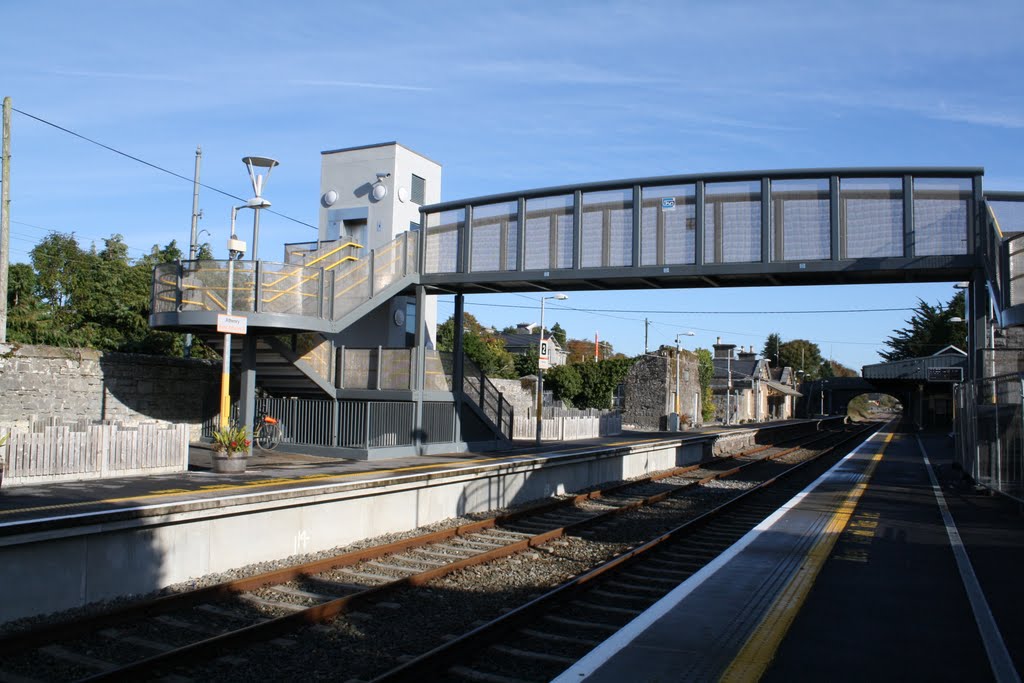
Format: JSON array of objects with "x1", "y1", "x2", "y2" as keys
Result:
[
  {"x1": 623, "y1": 348, "x2": 702, "y2": 431},
  {"x1": 490, "y1": 378, "x2": 537, "y2": 416},
  {"x1": 0, "y1": 343, "x2": 220, "y2": 440}
]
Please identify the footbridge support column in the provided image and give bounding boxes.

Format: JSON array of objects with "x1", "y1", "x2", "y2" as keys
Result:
[{"x1": 240, "y1": 335, "x2": 257, "y2": 455}]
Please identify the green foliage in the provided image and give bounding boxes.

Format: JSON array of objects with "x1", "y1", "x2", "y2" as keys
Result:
[
  {"x1": 6, "y1": 231, "x2": 191, "y2": 355},
  {"x1": 514, "y1": 345, "x2": 539, "y2": 377},
  {"x1": 762, "y1": 333, "x2": 782, "y2": 368},
  {"x1": 544, "y1": 363, "x2": 582, "y2": 407},
  {"x1": 546, "y1": 357, "x2": 636, "y2": 410},
  {"x1": 550, "y1": 322, "x2": 567, "y2": 347},
  {"x1": 211, "y1": 423, "x2": 251, "y2": 455},
  {"x1": 880, "y1": 291, "x2": 966, "y2": 362},
  {"x1": 779, "y1": 339, "x2": 825, "y2": 380},
  {"x1": 437, "y1": 314, "x2": 516, "y2": 379},
  {"x1": 695, "y1": 348, "x2": 715, "y2": 421}
]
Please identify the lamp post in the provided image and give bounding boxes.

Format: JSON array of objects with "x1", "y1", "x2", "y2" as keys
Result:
[
  {"x1": 219, "y1": 215, "x2": 246, "y2": 429},
  {"x1": 674, "y1": 331, "x2": 695, "y2": 423},
  {"x1": 536, "y1": 293, "x2": 568, "y2": 445},
  {"x1": 241, "y1": 156, "x2": 278, "y2": 262},
  {"x1": 218, "y1": 156, "x2": 277, "y2": 430}
]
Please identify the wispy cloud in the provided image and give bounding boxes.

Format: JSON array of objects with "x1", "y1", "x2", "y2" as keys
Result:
[
  {"x1": 46, "y1": 69, "x2": 196, "y2": 83},
  {"x1": 289, "y1": 79, "x2": 433, "y2": 92}
]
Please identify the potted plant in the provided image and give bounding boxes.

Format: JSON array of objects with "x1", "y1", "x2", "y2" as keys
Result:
[{"x1": 210, "y1": 424, "x2": 251, "y2": 473}]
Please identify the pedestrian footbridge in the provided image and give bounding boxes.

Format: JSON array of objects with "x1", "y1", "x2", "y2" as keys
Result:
[{"x1": 149, "y1": 166, "x2": 1024, "y2": 458}]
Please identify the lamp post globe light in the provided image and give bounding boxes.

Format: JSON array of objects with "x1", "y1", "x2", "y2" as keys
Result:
[
  {"x1": 241, "y1": 156, "x2": 278, "y2": 262},
  {"x1": 674, "y1": 331, "x2": 695, "y2": 428},
  {"x1": 536, "y1": 293, "x2": 568, "y2": 445}
]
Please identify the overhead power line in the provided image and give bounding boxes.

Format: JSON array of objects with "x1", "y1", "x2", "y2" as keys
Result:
[{"x1": 12, "y1": 107, "x2": 317, "y2": 231}]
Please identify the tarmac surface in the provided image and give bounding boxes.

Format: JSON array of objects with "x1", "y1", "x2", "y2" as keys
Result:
[{"x1": 554, "y1": 426, "x2": 1024, "y2": 682}]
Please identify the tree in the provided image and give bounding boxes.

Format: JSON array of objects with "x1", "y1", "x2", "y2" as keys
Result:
[
  {"x1": 544, "y1": 363, "x2": 582, "y2": 407},
  {"x1": 880, "y1": 291, "x2": 965, "y2": 361},
  {"x1": 513, "y1": 345, "x2": 538, "y2": 377},
  {"x1": 762, "y1": 333, "x2": 782, "y2": 368},
  {"x1": 696, "y1": 348, "x2": 715, "y2": 421},
  {"x1": 778, "y1": 339, "x2": 825, "y2": 380},
  {"x1": 437, "y1": 314, "x2": 516, "y2": 379},
  {"x1": 550, "y1": 322, "x2": 567, "y2": 347}
]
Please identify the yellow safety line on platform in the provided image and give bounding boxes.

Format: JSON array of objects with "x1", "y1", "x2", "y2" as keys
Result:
[
  {"x1": 0, "y1": 437, "x2": 676, "y2": 519},
  {"x1": 719, "y1": 432, "x2": 893, "y2": 683}
]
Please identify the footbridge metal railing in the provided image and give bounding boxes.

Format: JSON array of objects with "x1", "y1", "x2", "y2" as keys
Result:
[
  {"x1": 418, "y1": 168, "x2": 985, "y2": 293},
  {"x1": 151, "y1": 231, "x2": 418, "y2": 332}
]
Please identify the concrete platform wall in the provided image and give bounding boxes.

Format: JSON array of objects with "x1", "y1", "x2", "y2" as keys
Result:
[{"x1": 0, "y1": 421, "x2": 841, "y2": 623}]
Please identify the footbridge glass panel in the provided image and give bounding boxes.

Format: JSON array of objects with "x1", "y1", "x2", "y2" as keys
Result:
[
  {"x1": 706, "y1": 180, "x2": 762, "y2": 264},
  {"x1": 914, "y1": 177, "x2": 970, "y2": 256},
  {"x1": 841, "y1": 177, "x2": 904, "y2": 259},
  {"x1": 419, "y1": 168, "x2": 983, "y2": 293},
  {"x1": 770, "y1": 178, "x2": 830, "y2": 262},
  {"x1": 640, "y1": 184, "x2": 695, "y2": 266}
]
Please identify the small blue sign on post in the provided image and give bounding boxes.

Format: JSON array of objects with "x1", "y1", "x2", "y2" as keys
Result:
[{"x1": 661, "y1": 197, "x2": 676, "y2": 211}]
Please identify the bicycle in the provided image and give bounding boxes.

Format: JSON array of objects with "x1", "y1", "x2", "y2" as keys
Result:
[{"x1": 253, "y1": 412, "x2": 283, "y2": 450}]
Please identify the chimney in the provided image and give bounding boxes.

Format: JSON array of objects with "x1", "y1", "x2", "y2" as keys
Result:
[
  {"x1": 737, "y1": 345, "x2": 757, "y2": 361},
  {"x1": 713, "y1": 338, "x2": 737, "y2": 360}
]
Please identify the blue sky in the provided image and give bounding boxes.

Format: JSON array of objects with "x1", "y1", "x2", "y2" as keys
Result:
[{"x1": 3, "y1": 0, "x2": 1023, "y2": 371}]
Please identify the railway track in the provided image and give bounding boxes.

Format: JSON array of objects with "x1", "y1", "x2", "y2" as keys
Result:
[
  {"x1": 372, "y1": 421, "x2": 877, "y2": 683},
  {"x1": 0, "y1": 420, "x2": 865, "y2": 682}
]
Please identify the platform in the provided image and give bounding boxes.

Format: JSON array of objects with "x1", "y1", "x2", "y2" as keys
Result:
[
  {"x1": 0, "y1": 421, "x2": 838, "y2": 624},
  {"x1": 554, "y1": 424, "x2": 1024, "y2": 682}
]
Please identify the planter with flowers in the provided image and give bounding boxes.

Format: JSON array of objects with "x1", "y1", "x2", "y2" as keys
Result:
[{"x1": 210, "y1": 424, "x2": 251, "y2": 473}]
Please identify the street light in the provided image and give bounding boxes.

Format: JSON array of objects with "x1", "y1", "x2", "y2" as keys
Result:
[
  {"x1": 536, "y1": 293, "x2": 568, "y2": 445},
  {"x1": 674, "y1": 331, "x2": 695, "y2": 425},
  {"x1": 241, "y1": 156, "x2": 278, "y2": 261},
  {"x1": 217, "y1": 156, "x2": 277, "y2": 431},
  {"x1": 218, "y1": 223, "x2": 246, "y2": 429}
]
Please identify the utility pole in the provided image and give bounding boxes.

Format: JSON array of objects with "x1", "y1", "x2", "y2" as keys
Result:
[
  {"x1": 184, "y1": 145, "x2": 202, "y2": 358},
  {"x1": 644, "y1": 318, "x2": 649, "y2": 354},
  {"x1": 0, "y1": 97, "x2": 11, "y2": 344}
]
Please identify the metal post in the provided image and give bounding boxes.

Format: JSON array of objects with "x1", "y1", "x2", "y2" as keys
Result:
[
  {"x1": 189, "y1": 146, "x2": 202, "y2": 260},
  {"x1": 675, "y1": 342, "x2": 681, "y2": 417},
  {"x1": 0, "y1": 97, "x2": 11, "y2": 344},
  {"x1": 726, "y1": 353, "x2": 732, "y2": 425},
  {"x1": 536, "y1": 296, "x2": 547, "y2": 445}
]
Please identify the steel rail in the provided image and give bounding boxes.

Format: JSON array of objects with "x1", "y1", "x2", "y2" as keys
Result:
[
  {"x1": 369, "y1": 422, "x2": 876, "y2": 683},
  {"x1": 0, "y1": 424, "x2": 849, "y2": 681}
]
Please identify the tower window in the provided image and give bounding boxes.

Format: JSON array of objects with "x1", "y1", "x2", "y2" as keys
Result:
[{"x1": 411, "y1": 174, "x2": 426, "y2": 205}]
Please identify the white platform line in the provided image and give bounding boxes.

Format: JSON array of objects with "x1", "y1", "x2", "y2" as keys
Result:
[
  {"x1": 917, "y1": 436, "x2": 1021, "y2": 683},
  {"x1": 552, "y1": 422, "x2": 891, "y2": 682}
]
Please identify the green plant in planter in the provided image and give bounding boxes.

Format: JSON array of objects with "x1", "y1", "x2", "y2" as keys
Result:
[{"x1": 211, "y1": 424, "x2": 251, "y2": 457}]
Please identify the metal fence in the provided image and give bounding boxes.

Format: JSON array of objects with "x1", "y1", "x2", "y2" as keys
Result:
[
  {"x1": 207, "y1": 397, "x2": 457, "y2": 451},
  {"x1": 153, "y1": 231, "x2": 417, "y2": 322},
  {"x1": 955, "y1": 374, "x2": 1024, "y2": 503}
]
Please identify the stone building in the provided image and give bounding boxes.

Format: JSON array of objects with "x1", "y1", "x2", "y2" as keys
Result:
[
  {"x1": 711, "y1": 339, "x2": 801, "y2": 424},
  {"x1": 623, "y1": 346, "x2": 702, "y2": 431}
]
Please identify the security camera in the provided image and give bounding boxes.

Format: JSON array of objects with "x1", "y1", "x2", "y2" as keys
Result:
[{"x1": 376, "y1": 172, "x2": 391, "y2": 180}]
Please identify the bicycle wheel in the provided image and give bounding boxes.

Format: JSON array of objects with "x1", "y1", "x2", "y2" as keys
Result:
[{"x1": 257, "y1": 422, "x2": 282, "y2": 450}]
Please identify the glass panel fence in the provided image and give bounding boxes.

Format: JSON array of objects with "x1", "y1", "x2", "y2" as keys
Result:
[
  {"x1": 771, "y1": 178, "x2": 830, "y2": 261},
  {"x1": 424, "y1": 209, "x2": 463, "y2": 274},
  {"x1": 525, "y1": 195, "x2": 573, "y2": 270},
  {"x1": 471, "y1": 201, "x2": 518, "y2": 272},
  {"x1": 705, "y1": 181, "x2": 761, "y2": 264},
  {"x1": 841, "y1": 177, "x2": 903, "y2": 258},
  {"x1": 581, "y1": 189, "x2": 632, "y2": 268},
  {"x1": 641, "y1": 184, "x2": 695, "y2": 266},
  {"x1": 914, "y1": 177, "x2": 969, "y2": 256}
]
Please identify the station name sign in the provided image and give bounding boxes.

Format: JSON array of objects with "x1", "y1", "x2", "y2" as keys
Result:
[
  {"x1": 217, "y1": 314, "x2": 248, "y2": 335},
  {"x1": 927, "y1": 366, "x2": 963, "y2": 382}
]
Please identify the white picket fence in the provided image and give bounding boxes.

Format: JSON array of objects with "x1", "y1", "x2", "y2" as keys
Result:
[
  {"x1": 1, "y1": 422, "x2": 190, "y2": 486},
  {"x1": 513, "y1": 411, "x2": 622, "y2": 441}
]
